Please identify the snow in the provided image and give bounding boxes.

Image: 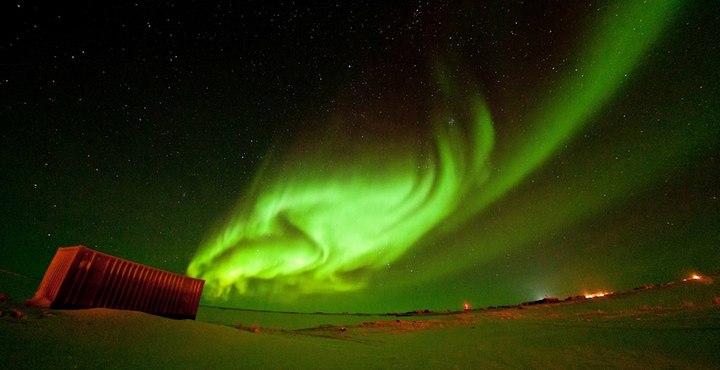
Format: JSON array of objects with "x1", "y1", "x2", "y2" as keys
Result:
[{"x1": 2, "y1": 273, "x2": 720, "y2": 369}]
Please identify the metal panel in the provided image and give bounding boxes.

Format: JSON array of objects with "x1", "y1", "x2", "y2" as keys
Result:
[
  {"x1": 29, "y1": 248, "x2": 80, "y2": 307},
  {"x1": 29, "y1": 246, "x2": 204, "y2": 320}
]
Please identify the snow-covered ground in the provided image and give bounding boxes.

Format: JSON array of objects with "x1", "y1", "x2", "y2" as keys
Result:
[{"x1": 2, "y1": 273, "x2": 719, "y2": 369}]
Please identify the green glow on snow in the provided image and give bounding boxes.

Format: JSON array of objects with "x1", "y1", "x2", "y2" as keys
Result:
[{"x1": 188, "y1": 0, "x2": 680, "y2": 302}]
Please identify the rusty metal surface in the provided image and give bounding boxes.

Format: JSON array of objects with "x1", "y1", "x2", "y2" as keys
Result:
[{"x1": 30, "y1": 246, "x2": 204, "y2": 320}]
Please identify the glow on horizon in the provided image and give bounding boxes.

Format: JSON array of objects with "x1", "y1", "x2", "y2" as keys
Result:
[{"x1": 584, "y1": 291, "x2": 613, "y2": 299}]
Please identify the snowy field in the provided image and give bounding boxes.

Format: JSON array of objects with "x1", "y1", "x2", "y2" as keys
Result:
[{"x1": 2, "y1": 273, "x2": 719, "y2": 369}]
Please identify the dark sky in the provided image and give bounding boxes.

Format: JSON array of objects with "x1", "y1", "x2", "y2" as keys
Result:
[{"x1": 1, "y1": 1, "x2": 718, "y2": 313}]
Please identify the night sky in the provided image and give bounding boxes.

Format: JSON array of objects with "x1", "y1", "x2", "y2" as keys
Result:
[{"x1": 1, "y1": 1, "x2": 718, "y2": 313}]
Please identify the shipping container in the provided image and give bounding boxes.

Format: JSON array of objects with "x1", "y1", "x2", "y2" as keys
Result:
[{"x1": 30, "y1": 246, "x2": 204, "y2": 320}]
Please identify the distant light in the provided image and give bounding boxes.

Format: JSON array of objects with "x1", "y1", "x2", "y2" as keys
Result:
[
  {"x1": 584, "y1": 291, "x2": 612, "y2": 299},
  {"x1": 463, "y1": 302, "x2": 471, "y2": 311},
  {"x1": 683, "y1": 274, "x2": 702, "y2": 282}
]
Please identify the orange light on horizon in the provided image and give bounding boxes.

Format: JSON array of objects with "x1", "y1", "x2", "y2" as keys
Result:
[
  {"x1": 463, "y1": 302, "x2": 471, "y2": 311},
  {"x1": 584, "y1": 291, "x2": 612, "y2": 299},
  {"x1": 683, "y1": 274, "x2": 702, "y2": 282}
]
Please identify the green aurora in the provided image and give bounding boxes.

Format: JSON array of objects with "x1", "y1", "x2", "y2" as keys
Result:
[{"x1": 187, "y1": 1, "x2": 700, "y2": 307}]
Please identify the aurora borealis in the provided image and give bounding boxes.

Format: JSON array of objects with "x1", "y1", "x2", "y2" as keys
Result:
[
  {"x1": 2, "y1": 1, "x2": 719, "y2": 313},
  {"x1": 187, "y1": 70, "x2": 496, "y2": 298}
]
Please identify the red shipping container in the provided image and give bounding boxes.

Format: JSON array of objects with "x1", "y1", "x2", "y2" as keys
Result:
[{"x1": 30, "y1": 246, "x2": 204, "y2": 320}]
